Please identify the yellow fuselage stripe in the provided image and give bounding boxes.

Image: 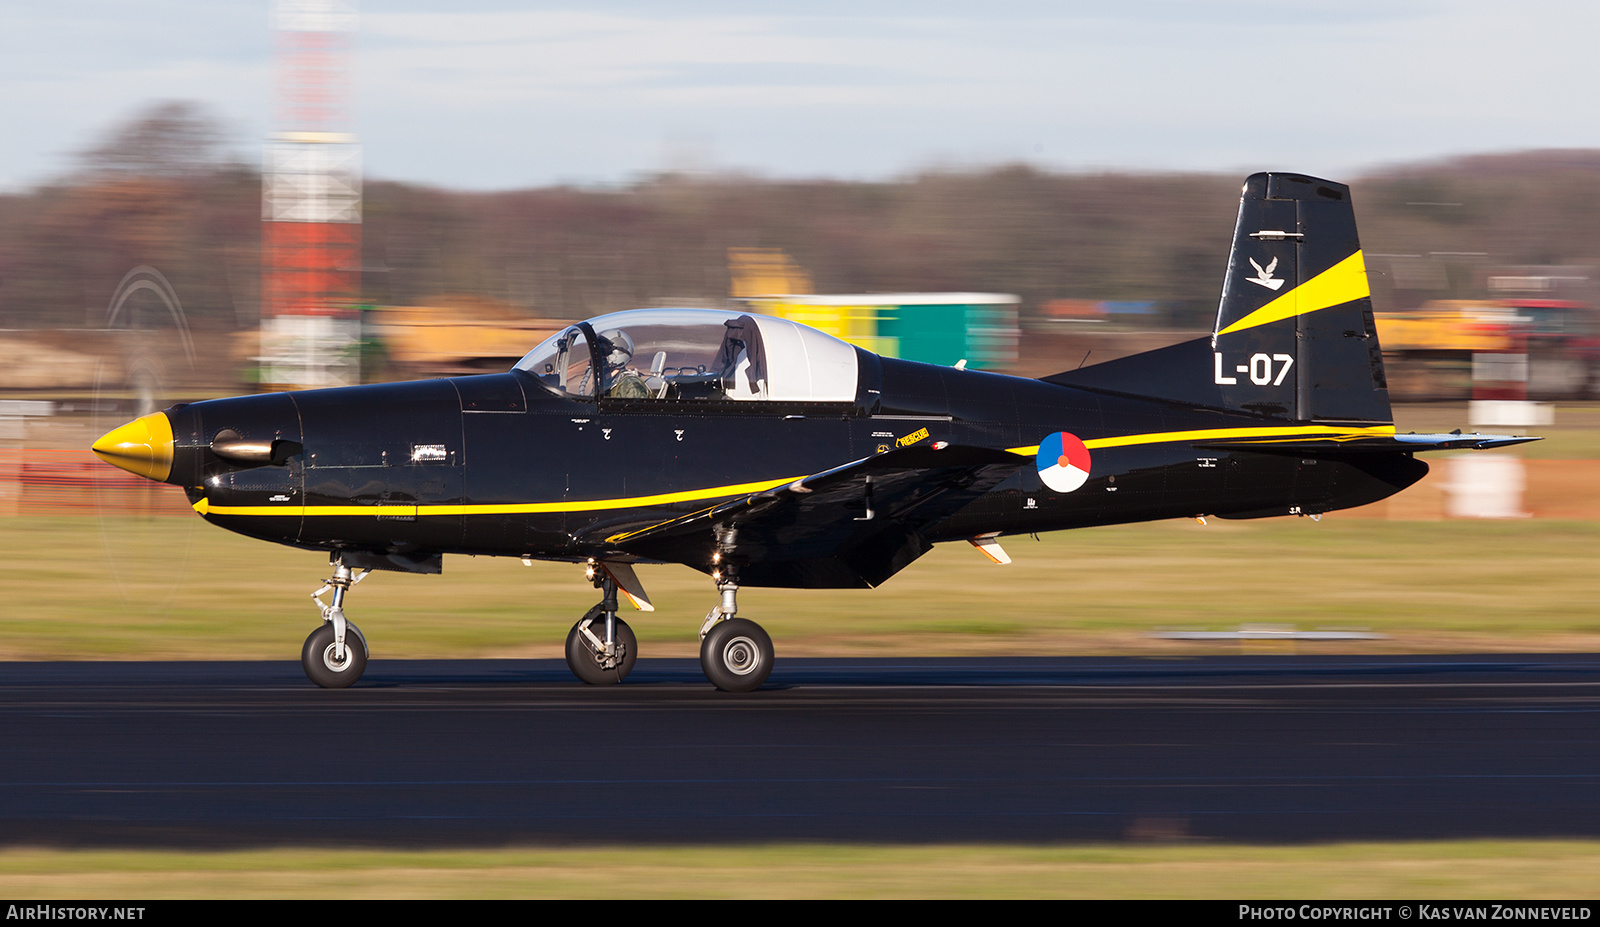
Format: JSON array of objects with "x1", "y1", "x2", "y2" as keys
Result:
[
  {"x1": 192, "y1": 476, "x2": 801, "y2": 518},
  {"x1": 192, "y1": 423, "x2": 1398, "y2": 517},
  {"x1": 1215, "y1": 250, "x2": 1370, "y2": 336}
]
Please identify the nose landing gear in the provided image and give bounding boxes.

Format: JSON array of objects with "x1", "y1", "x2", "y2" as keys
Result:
[{"x1": 303, "y1": 556, "x2": 370, "y2": 688}]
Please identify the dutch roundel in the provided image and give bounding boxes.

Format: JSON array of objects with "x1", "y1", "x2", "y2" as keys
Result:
[{"x1": 1037, "y1": 432, "x2": 1091, "y2": 493}]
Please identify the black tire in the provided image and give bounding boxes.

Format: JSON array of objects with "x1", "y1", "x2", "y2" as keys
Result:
[
  {"x1": 301, "y1": 622, "x2": 367, "y2": 689},
  {"x1": 700, "y1": 618, "x2": 773, "y2": 692},
  {"x1": 565, "y1": 607, "x2": 638, "y2": 685}
]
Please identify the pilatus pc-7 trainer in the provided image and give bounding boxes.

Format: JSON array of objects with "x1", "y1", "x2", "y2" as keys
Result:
[{"x1": 92, "y1": 173, "x2": 1535, "y2": 691}]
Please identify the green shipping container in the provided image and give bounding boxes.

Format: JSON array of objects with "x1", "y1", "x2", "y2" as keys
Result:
[{"x1": 748, "y1": 293, "x2": 1018, "y2": 370}]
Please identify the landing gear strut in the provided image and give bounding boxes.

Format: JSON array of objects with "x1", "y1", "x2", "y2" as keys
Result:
[
  {"x1": 565, "y1": 564, "x2": 637, "y2": 684},
  {"x1": 698, "y1": 567, "x2": 773, "y2": 692},
  {"x1": 303, "y1": 556, "x2": 370, "y2": 688}
]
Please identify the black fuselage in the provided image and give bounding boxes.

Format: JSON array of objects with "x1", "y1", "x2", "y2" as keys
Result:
[{"x1": 158, "y1": 350, "x2": 1425, "y2": 586}]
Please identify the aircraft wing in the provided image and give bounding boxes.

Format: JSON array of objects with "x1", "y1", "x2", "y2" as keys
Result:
[
  {"x1": 1195, "y1": 432, "x2": 1541, "y2": 454},
  {"x1": 601, "y1": 444, "x2": 1027, "y2": 588}
]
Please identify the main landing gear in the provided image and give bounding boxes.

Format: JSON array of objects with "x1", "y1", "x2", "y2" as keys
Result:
[
  {"x1": 696, "y1": 567, "x2": 773, "y2": 693},
  {"x1": 565, "y1": 564, "x2": 637, "y2": 684},
  {"x1": 303, "y1": 556, "x2": 370, "y2": 688},
  {"x1": 561, "y1": 561, "x2": 774, "y2": 692}
]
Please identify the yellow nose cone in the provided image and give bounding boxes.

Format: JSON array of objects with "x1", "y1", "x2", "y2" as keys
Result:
[{"x1": 92, "y1": 412, "x2": 175, "y2": 483}]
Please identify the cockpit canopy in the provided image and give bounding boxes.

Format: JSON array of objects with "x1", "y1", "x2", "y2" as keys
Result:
[{"x1": 513, "y1": 308, "x2": 860, "y2": 403}]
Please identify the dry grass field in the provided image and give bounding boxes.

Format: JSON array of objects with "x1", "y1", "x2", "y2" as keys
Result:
[
  {"x1": 1, "y1": 514, "x2": 1596, "y2": 660},
  {"x1": 1, "y1": 842, "x2": 1597, "y2": 899}
]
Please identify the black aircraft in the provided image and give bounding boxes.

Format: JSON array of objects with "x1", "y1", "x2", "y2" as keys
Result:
[{"x1": 92, "y1": 173, "x2": 1535, "y2": 691}]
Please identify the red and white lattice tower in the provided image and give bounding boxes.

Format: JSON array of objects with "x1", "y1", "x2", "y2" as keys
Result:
[{"x1": 261, "y1": 0, "x2": 361, "y2": 389}]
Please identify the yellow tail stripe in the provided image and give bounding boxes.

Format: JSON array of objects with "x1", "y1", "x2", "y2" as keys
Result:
[
  {"x1": 1216, "y1": 250, "x2": 1370, "y2": 337},
  {"x1": 1006, "y1": 423, "x2": 1396, "y2": 457}
]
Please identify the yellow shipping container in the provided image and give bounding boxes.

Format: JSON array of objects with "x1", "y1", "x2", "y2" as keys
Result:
[{"x1": 1375, "y1": 301, "x2": 1518, "y2": 353}]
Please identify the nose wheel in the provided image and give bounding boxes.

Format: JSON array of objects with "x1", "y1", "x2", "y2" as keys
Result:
[{"x1": 302, "y1": 622, "x2": 368, "y2": 689}]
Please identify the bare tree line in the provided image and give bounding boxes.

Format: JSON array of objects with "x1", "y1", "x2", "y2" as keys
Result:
[{"x1": 4, "y1": 103, "x2": 1599, "y2": 334}]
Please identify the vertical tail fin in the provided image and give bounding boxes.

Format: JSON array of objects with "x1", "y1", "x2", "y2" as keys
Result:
[
  {"x1": 1043, "y1": 172, "x2": 1391, "y2": 424},
  {"x1": 1212, "y1": 173, "x2": 1389, "y2": 422}
]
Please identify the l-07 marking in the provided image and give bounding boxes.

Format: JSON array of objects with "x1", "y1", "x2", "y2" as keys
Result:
[{"x1": 1214, "y1": 352, "x2": 1294, "y2": 386}]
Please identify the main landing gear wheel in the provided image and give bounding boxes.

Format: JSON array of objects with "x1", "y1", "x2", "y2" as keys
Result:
[
  {"x1": 700, "y1": 618, "x2": 773, "y2": 693},
  {"x1": 566, "y1": 606, "x2": 638, "y2": 685},
  {"x1": 302, "y1": 622, "x2": 368, "y2": 689}
]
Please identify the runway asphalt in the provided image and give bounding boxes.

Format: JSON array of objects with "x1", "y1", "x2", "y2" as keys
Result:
[{"x1": 1, "y1": 655, "x2": 1597, "y2": 847}]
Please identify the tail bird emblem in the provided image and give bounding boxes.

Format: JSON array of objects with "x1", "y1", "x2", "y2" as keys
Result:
[{"x1": 1247, "y1": 256, "x2": 1285, "y2": 291}]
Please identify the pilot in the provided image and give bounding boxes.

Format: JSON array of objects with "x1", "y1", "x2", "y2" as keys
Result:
[{"x1": 597, "y1": 329, "x2": 652, "y2": 399}]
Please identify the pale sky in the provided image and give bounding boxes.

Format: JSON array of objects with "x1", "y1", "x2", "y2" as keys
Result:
[{"x1": 3, "y1": 0, "x2": 1597, "y2": 191}]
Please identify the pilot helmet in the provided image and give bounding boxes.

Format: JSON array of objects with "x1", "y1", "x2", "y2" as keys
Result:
[{"x1": 597, "y1": 329, "x2": 634, "y2": 369}]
